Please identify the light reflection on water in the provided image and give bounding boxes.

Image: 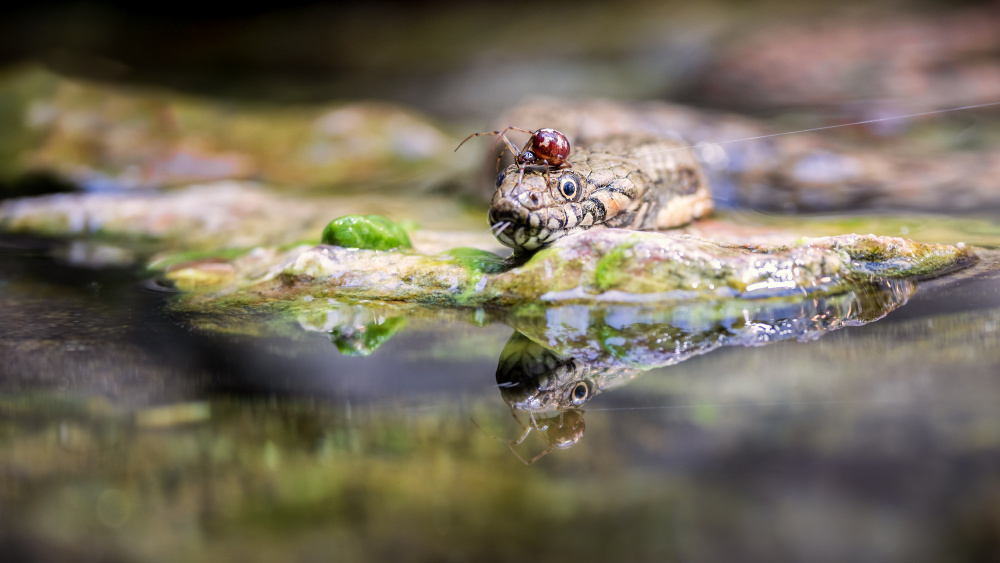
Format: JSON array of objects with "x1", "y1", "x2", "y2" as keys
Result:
[{"x1": 2, "y1": 239, "x2": 1000, "y2": 562}]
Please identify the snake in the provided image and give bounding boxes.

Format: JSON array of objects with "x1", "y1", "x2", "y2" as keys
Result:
[
  {"x1": 496, "y1": 331, "x2": 640, "y2": 414},
  {"x1": 487, "y1": 135, "x2": 713, "y2": 253}
]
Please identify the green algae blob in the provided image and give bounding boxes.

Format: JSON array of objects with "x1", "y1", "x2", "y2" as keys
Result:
[{"x1": 321, "y1": 215, "x2": 412, "y2": 251}]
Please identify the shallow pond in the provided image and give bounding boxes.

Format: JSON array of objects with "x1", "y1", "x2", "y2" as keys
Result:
[
  {"x1": 2, "y1": 3, "x2": 1000, "y2": 559},
  {"x1": 3, "y1": 222, "x2": 1000, "y2": 562}
]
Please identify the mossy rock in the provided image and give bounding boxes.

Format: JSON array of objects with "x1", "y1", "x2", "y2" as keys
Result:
[{"x1": 169, "y1": 228, "x2": 977, "y2": 313}]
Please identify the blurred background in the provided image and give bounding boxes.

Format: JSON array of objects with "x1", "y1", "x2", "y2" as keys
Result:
[
  {"x1": 3, "y1": 0, "x2": 999, "y2": 207},
  {"x1": 4, "y1": 0, "x2": 999, "y2": 117}
]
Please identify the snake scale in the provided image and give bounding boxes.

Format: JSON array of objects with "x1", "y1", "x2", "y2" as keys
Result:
[{"x1": 488, "y1": 136, "x2": 713, "y2": 252}]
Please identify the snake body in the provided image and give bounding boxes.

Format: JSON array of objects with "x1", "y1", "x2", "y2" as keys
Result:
[{"x1": 488, "y1": 136, "x2": 713, "y2": 252}]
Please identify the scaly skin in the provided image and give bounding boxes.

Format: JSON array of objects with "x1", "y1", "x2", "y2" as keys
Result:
[
  {"x1": 496, "y1": 332, "x2": 640, "y2": 414},
  {"x1": 488, "y1": 136, "x2": 713, "y2": 252}
]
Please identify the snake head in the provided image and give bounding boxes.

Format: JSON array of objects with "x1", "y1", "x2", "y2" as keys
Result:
[
  {"x1": 496, "y1": 331, "x2": 596, "y2": 413},
  {"x1": 488, "y1": 164, "x2": 600, "y2": 252}
]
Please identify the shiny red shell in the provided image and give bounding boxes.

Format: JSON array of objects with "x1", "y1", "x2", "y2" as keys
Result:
[{"x1": 526, "y1": 128, "x2": 571, "y2": 168}]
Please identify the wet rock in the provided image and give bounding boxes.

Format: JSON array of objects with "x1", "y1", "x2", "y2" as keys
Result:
[
  {"x1": 486, "y1": 230, "x2": 972, "y2": 305},
  {"x1": 173, "y1": 228, "x2": 974, "y2": 310}
]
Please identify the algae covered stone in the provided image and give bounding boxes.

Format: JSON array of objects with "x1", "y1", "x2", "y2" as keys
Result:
[
  {"x1": 177, "y1": 228, "x2": 974, "y2": 311},
  {"x1": 321, "y1": 215, "x2": 413, "y2": 251}
]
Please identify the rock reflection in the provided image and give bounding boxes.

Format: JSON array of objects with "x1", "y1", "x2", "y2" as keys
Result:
[
  {"x1": 298, "y1": 304, "x2": 408, "y2": 356},
  {"x1": 493, "y1": 278, "x2": 915, "y2": 462}
]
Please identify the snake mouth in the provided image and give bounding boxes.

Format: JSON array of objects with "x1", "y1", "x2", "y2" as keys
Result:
[
  {"x1": 488, "y1": 201, "x2": 523, "y2": 228},
  {"x1": 489, "y1": 200, "x2": 551, "y2": 252},
  {"x1": 489, "y1": 199, "x2": 528, "y2": 246}
]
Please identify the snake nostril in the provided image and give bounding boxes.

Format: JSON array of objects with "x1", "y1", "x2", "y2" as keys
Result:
[{"x1": 516, "y1": 191, "x2": 544, "y2": 210}]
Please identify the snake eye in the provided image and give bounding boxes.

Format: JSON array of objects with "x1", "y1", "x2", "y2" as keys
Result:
[
  {"x1": 558, "y1": 176, "x2": 579, "y2": 200},
  {"x1": 496, "y1": 170, "x2": 506, "y2": 188},
  {"x1": 570, "y1": 381, "x2": 590, "y2": 405}
]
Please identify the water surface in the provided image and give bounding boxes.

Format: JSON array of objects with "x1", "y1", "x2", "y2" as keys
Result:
[{"x1": 3, "y1": 232, "x2": 1000, "y2": 562}]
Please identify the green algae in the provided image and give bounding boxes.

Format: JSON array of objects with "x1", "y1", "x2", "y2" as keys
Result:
[
  {"x1": 440, "y1": 247, "x2": 510, "y2": 306},
  {"x1": 321, "y1": 215, "x2": 413, "y2": 251},
  {"x1": 593, "y1": 237, "x2": 640, "y2": 291},
  {"x1": 441, "y1": 247, "x2": 509, "y2": 275}
]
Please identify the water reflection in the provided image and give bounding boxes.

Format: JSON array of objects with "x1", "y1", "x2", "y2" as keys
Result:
[
  {"x1": 493, "y1": 278, "x2": 915, "y2": 461},
  {"x1": 298, "y1": 304, "x2": 409, "y2": 356},
  {"x1": 291, "y1": 278, "x2": 917, "y2": 462},
  {"x1": 493, "y1": 331, "x2": 632, "y2": 463}
]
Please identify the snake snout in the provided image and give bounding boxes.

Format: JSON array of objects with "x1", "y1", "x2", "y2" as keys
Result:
[
  {"x1": 491, "y1": 172, "x2": 553, "y2": 251},
  {"x1": 488, "y1": 200, "x2": 522, "y2": 226},
  {"x1": 504, "y1": 175, "x2": 548, "y2": 210}
]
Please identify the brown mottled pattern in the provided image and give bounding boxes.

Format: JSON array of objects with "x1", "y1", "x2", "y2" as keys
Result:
[{"x1": 488, "y1": 136, "x2": 713, "y2": 252}]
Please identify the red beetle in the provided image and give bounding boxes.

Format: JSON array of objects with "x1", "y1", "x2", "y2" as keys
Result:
[{"x1": 455, "y1": 126, "x2": 572, "y2": 173}]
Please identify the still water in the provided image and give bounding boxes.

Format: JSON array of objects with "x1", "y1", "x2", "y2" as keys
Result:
[{"x1": 2, "y1": 233, "x2": 1000, "y2": 562}]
